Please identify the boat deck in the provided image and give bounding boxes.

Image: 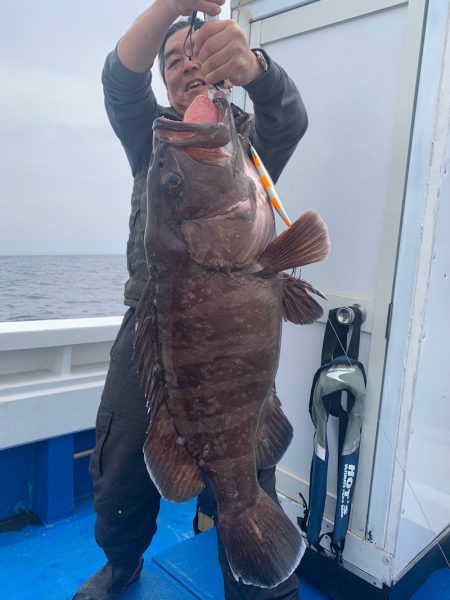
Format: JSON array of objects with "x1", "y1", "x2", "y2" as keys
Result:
[{"x1": 0, "y1": 494, "x2": 331, "y2": 600}]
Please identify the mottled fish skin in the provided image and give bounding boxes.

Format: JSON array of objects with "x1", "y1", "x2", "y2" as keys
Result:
[{"x1": 135, "y1": 97, "x2": 330, "y2": 588}]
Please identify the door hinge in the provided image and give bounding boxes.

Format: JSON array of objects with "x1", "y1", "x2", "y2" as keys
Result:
[{"x1": 385, "y1": 302, "x2": 393, "y2": 340}]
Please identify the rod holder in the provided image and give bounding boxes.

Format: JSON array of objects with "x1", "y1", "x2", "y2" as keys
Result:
[{"x1": 336, "y1": 304, "x2": 367, "y2": 325}]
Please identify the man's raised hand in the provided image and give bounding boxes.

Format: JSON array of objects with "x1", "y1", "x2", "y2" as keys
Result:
[
  {"x1": 169, "y1": 0, "x2": 225, "y2": 18},
  {"x1": 195, "y1": 20, "x2": 265, "y2": 87}
]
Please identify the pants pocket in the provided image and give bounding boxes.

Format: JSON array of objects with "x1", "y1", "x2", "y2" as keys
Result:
[
  {"x1": 89, "y1": 411, "x2": 114, "y2": 481},
  {"x1": 109, "y1": 308, "x2": 135, "y2": 359}
]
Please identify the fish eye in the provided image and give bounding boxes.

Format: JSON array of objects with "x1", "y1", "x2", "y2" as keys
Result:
[{"x1": 163, "y1": 172, "x2": 183, "y2": 192}]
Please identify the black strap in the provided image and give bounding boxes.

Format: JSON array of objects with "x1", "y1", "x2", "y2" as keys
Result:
[
  {"x1": 297, "y1": 492, "x2": 309, "y2": 534},
  {"x1": 330, "y1": 537, "x2": 345, "y2": 565},
  {"x1": 347, "y1": 307, "x2": 363, "y2": 359},
  {"x1": 312, "y1": 532, "x2": 345, "y2": 565}
]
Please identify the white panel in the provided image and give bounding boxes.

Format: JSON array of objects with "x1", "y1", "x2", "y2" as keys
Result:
[
  {"x1": 0, "y1": 380, "x2": 104, "y2": 450},
  {"x1": 259, "y1": 0, "x2": 407, "y2": 42},
  {"x1": 261, "y1": 7, "x2": 407, "y2": 298},
  {"x1": 71, "y1": 341, "x2": 112, "y2": 369},
  {"x1": 233, "y1": 0, "x2": 405, "y2": 25}
]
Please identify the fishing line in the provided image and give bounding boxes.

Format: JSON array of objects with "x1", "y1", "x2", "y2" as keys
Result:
[
  {"x1": 183, "y1": 11, "x2": 197, "y2": 60},
  {"x1": 325, "y1": 316, "x2": 450, "y2": 568}
]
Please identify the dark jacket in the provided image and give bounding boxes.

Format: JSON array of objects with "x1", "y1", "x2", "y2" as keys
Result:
[{"x1": 102, "y1": 48, "x2": 308, "y2": 308}]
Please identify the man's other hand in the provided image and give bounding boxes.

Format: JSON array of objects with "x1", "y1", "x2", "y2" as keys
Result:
[
  {"x1": 194, "y1": 20, "x2": 265, "y2": 87},
  {"x1": 169, "y1": 0, "x2": 225, "y2": 18}
]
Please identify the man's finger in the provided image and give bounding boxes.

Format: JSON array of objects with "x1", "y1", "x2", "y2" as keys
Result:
[
  {"x1": 202, "y1": 58, "x2": 234, "y2": 86},
  {"x1": 201, "y1": 45, "x2": 233, "y2": 80},
  {"x1": 193, "y1": 19, "x2": 229, "y2": 56},
  {"x1": 195, "y1": 21, "x2": 231, "y2": 62},
  {"x1": 197, "y1": 0, "x2": 225, "y2": 16}
]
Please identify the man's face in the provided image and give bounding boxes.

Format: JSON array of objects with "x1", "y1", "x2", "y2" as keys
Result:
[{"x1": 163, "y1": 28, "x2": 210, "y2": 115}]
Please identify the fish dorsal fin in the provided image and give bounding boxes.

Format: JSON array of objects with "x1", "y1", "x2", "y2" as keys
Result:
[
  {"x1": 282, "y1": 276, "x2": 327, "y2": 325},
  {"x1": 256, "y1": 389, "x2": 293, "y2": 469},
  {"x1": 134, "y1": 276, "x2": 161, "y2": 422},
  {"x1": 259, "y1": 210, "x2": 330, "y2": 273},
  {"x1": 134, "y1": 277, "x2": 204, "y2": 502}
]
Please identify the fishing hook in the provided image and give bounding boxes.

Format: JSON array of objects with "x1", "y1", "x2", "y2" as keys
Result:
[{"x1": 183, "y1": 11, "x2": 197, "y2": 61}]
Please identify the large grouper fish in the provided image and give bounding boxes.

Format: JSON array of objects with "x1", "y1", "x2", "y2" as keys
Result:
[{"x1": 134, "y1": 94, "x2": 330, "y2": 588}]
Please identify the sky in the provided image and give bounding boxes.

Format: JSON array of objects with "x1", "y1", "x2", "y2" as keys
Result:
[{"x1": 0, "y1": 0, "x2": 231, "y2": 255}]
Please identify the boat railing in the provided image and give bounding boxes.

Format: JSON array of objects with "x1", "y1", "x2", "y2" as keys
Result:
[{"x1": 0, "y1": 317, "x2": 122, "y2": 451}]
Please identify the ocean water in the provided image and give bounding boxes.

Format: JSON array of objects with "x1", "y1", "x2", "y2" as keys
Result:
[{"x1": 0, "y1": 255, "x2": 128, "y2": 322}]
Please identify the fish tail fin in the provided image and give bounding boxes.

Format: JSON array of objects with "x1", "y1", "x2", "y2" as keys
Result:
[
  {"x1": 218, "y1": 491, "x2": 303, "y2": 588},
  {"x1": 259, "y1": 210, "x2": 330, "y2": 273}
]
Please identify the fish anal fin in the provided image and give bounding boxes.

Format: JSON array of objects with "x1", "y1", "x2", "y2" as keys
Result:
[
  {"x1": 259, "y1": 210, "x2": 330, "y2": 273},
  {"x1": 257, "y1": 390, "x2": 293, "y2": 469},
  {"x1": 144, "y1": 401, "x2": 204, "y2": 502},
  {"x1": 282, "y1": 276, "x2": 326, "y2": 325}
]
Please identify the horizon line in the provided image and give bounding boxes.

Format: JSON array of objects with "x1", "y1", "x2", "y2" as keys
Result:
[{"x1": 0, "y1": 252, "x2": 126, "y2": 257}]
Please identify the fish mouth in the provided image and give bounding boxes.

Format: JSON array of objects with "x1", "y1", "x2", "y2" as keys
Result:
[{"x1": 153, "y1": 97, "x2": 232, "y2": 150}]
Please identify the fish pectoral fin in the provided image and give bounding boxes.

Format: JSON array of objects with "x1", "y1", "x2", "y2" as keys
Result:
[
  {"x1": 282, "y1": 275, "x2": 326, "y2": 325},
  {"x1": 257, "y1": 389, "x2": 293, "y2": 469},
  {"x1": 144, "y1": 401, "x2": 204, "y2": 502},
  {"x1": 259, "y1": 210, "x2": 330, "y2": 273}
]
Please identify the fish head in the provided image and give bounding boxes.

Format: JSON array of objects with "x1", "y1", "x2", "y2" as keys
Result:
[
  {"x1": 149, "y1": 97, "x2": 246, "y2": 220},
  {"x1": 146, "y1": 96, "x2": 274, "y2": 270}
]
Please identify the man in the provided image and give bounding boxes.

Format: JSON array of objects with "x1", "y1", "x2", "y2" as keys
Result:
[{"x1": 73, "y1": 1, "x2": 308, "y2": 598}]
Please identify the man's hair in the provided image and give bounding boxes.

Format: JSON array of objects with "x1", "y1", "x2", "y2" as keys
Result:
[{"x1": 158, "y1": 16, "x2": 204, "y2": 84}]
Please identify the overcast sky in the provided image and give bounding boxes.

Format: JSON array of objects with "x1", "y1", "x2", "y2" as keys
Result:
[{"x1": 0, "y1": 0, "x2": 231, "y2": 255}]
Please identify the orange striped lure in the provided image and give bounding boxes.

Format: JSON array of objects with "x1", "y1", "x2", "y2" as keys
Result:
[{"x1": 250, "y1": 144, "x2": 292, "y2": 228}]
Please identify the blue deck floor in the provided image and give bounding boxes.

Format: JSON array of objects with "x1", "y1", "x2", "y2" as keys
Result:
[{"x1": 0, "y1": 494, "x2": 331, "y2": 600}]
